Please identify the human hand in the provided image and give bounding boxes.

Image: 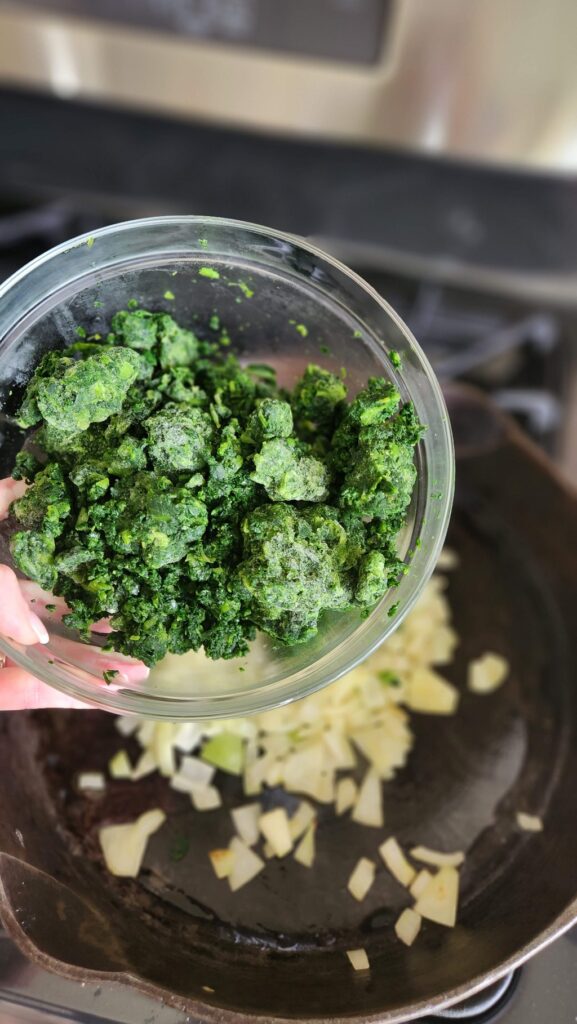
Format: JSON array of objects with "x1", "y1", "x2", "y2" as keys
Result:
[{"x1": 0, "y1": 479, "x2": 149, "y2": 710}]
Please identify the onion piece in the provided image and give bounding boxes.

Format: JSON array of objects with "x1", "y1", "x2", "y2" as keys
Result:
[
  {"x1": 436, "y1": 548, "x2": 459, "y2": 571},
  {"x1": 352, "y1": 771, "x2": 383, "y2": 828},
  {"x1": 228, "y1": 837, "x2": 265, "y2": 891},
  {"x1": 209, "y1": 848, "x2": 234, "y2": 879},
  {"x1": 410, "y1": 869, "x2": 433, "y2": 899},
  {"x1": 293, "y1": 823, "x2": 316, "y2": 867},
  {"x1": 516, "y1": 812, "x2": 543, "y2": 832},
  {"x1": 109, "y1": 750, "x2": 133, "y2": 780},
  {"x1": 190, "y1": 784, "x2": 222, "y2": 811},
  {"x1": 231, "y1": 804, "x2": 260, "y2": 846},
  {"x1": 77, "y1": 772, "x2": 106, "y2": 792},
  {"x1": 347, "y1": 857, "x2": 376, "y2": 901},
  {"x1": 259, "y1": 808, "x2": 293, "y2": 857},
  {"x1": 173, "y1": 721, "x2": 203, "y2": 753},
  {"x1": 202, "y1": 734, "x2": 244, "y2": 775},
  {"x1": 406, "y1": 668, "x2": 459, "y2": 715},
  {"x1": 335, "y1": 778, "x2": 358, "y2": 816},
  {"x1": 115, "y1": 716, "x2": 139, "y2": 737},
  {"x1": 131, "y1": 751, "x2": 157, "y2": 780},
  {"x1": 395, "y1": 908, "x2": 422, "y2": 946},
  {"x1": 410, "y1": 846, "x2": 465, "y2": 868},
  {"x1": 414, "y1": 867, "x2": 459, "y2": 927},
  {"x1": 179, "y1": 756, "x2": 216, "y2": 786},
  {"x1": 346, "y1": 948, "x2": 370, "y2": 972},
  {"x1": 379, "y1": 837, "x2": 416, "y2": 887},
  {"x1": 288, "y1": 801, "x2": 316, "y2": 842},
  {"x1": 468, "y1": 653, "x2": 509, "y2": 695},
  {"x1": 99, "y1": 808, "x2": 165, "y2": 877},
  {"x1": 152, "y1": 722, "x2": 176, "y2": 777}
]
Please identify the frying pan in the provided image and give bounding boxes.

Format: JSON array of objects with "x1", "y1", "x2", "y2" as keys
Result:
[{"x1": 0, "y1": 385, "x2": 576, "y2": 1023}]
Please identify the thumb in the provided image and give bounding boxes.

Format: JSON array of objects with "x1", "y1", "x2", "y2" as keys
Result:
[{"x1": 0, "y1": 565, "x2": 50, "y2": 645}]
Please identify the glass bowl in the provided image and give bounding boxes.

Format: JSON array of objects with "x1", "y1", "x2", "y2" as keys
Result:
[{"x1": 0, "y1": 217, "x2": 454, "y2": 719}]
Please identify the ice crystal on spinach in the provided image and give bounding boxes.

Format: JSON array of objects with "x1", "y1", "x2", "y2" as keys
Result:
[{"x1": 8, "y1": 307, "x2": 423, "y2": 665}]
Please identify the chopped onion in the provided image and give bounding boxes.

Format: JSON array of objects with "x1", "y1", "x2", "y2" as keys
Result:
[
  {"x1": 152, "y1": 722, "x2": 176, "y2": 777},
  {"x1": 137, "y1": 721, "x2": 156, "y2": 747},
  {"x1": 352, "y1": 771, "x2": 383, "y2": 828},
  {"x1": 293, "y1": 823, "x2": 316, "y2": 867},
  {"x1": 468, "y1": 653, "x2": 509, "y2": 695},
  {"x1": 109, "y1": 750, "x2": 133, "y2": 780},
  {"x1": 173, "y1": 721, "x2": 203, "y2": 753},
  {"x1": 379, "y1": 837, "x2": 416, "y2": 887},
  {"x1": 209, "y1": 848, "x2": 234, "y2": 879},
  {"x1": 410, "y1": 869, "x2": 433, "y2": 899},
  {"x1": 323, "y1": 731, "x2": 356, "y2": 770},
  {"x1": 347, "y1": 857, "x2": 376, "y2": 901},
  {"x1": 516, "y1": 812, "x2": 543, "y2": 832},
  {"x1": 406, "y1": 668, "x2": 459, "y2": 715},
  {"x1": 202, "y1": 734, "x2": 244, "y2": 775},
  {"x1": 77, "y1": 772, "x2": 106, "y2": 792},
  {"x1": 179, "y1": 756, "x2": 215, "y2": 786},
  {"x1": 414, "y1": 867, "x2": 459, "y2": 928},
  {"x1": 288, "y1": 801, "x2": 316, "y2": 841},
  {"x1": 346, "y1": 948, "x2": 370, "y2": 972},
  {"x1": 131, "y1": 751, "x2": 156, "y2": 780},
  {"x1": 99, "y1": 808, "x2": 165, "y2": 877},
  {"x1": 410, "y1": 846, "x2": 465, "y2": 868},
  {"x1": 231, "y1": 804, "x2": 260, "y2": 846},
  {"x1": 190, "y1": 784, "x2": 222, "y2": 811},
  {"x1": 335, "y1": 778, "x2": 358, "y2": 816},
  {"x1": 115, "y1": 716, "x2": 139, "y2": 737},
  {"x1": 262, "y1": 841, "x2": 275, "y2": 859},
  {"x1": 395, "y1": 908, "x2": 422, "y2": 946},
  {"x1": 436, "y1": 548, "x2": 459, "y2": 571},
  {"x1": 259, "y1": 808, "x2": 293, "y2": 858},
  {"x1": 228, "y1": 837, "x2": 265, "y2": 891}
]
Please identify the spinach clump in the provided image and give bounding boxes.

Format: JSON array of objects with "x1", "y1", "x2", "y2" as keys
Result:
[{"x1": 9, "y1": 310, "x2": 424, "y2": 666}]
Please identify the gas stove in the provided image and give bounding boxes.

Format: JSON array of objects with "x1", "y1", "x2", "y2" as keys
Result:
[
  {"x1": 0, "y1": 183, "x2": 576, "y2": 1024},
  {"x1": 1, "y1": 925, "x2": 576, "y2": 1023}
]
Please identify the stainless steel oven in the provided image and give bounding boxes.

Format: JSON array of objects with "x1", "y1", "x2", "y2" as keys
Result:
[{"x1": 0, "y1": 0, "x2": 576, "y2": 172}]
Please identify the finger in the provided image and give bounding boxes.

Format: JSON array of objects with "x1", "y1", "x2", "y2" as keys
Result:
[
  {"x1": 19, "y1": 583, "x2": 113, "y2": 635},
  {"x1": 46, "y1": 636, "x2": 150, "y2": 686},
  {"x1": 0, "y1": 666, "x2": 89, "y2": 710},
  {"x1": 0, "y1": 476, "x2": 27, "y2": 520},
  {"x1": 0, "y1": 566, "x2": 49, "y2": 645}
]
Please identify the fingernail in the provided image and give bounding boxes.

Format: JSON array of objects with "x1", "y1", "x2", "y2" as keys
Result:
[{"x1": 29, "y1": 613, "x2": 50, "y2": 645}]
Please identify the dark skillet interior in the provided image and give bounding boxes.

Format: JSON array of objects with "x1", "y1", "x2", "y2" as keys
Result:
[{"x1": 0, "y1": 387, "x2": 576, "y2": 1023}]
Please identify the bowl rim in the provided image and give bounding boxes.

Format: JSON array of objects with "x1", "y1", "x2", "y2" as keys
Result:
[{"x1": 0, "y1": 215, "x2": 455, "y2": 718}]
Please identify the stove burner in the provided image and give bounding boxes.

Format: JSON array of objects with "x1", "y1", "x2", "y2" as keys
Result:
[{"x1": 433, "y1": 970, "x2": 519, "y2": 1021}]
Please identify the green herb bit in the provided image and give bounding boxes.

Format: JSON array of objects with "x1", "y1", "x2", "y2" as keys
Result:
[
  {"x1": 164, "y1": 290, "x2": 175, "y2": 301},
  {"x1": 86, "y1": 236, "x2": 95, "y2": 249},
  {"x1": 289, "y1": 320, "x2": 308, "y2": 338},
  {"x1": 389, "y1": 350, "x2": 402, "y2": 369},
  {"x1": 229, "y1": 281, "x2": 254, "y2": 299},
  {"x1": 379, "y1": 670, "x2": 401, "y2": 687},
  {"x1": 102, "y1": 669, "x2": 119, "y2": 684},
  {"x1": 198, "y1": 267, "x2": 220, "y2": 280},
  {"x1": 170, "y1": 836, "x2": 190, "y2": 862},
  {"x1": 198, "y1": 238, "x2": 208, "y2": 249},
  {"x1": 45, "y1": 603, "x2": 56, "y2": 612}
]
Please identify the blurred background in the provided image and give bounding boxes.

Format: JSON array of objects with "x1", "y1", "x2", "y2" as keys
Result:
[{"x1": 0, "y1": 0, "x2": 576, "y2": 478}]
